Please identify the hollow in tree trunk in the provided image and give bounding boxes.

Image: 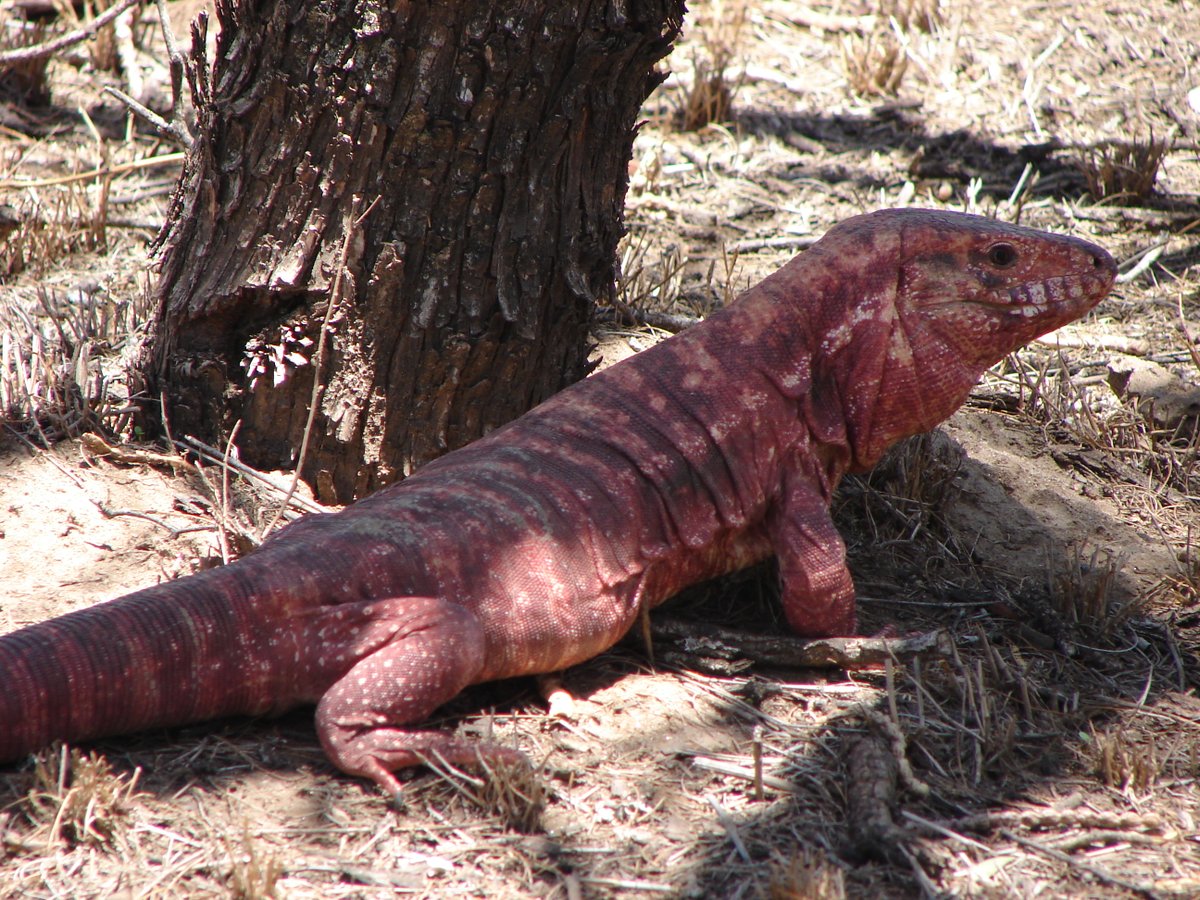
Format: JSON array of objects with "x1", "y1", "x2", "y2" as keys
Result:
[{"x1": 143, "y1": 0, "x2": 684, "y2": 503}]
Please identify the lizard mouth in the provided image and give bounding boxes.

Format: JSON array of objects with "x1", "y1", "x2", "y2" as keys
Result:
[{"x1": 977, "y1": 271, "x2": 1112, "y2": 318}]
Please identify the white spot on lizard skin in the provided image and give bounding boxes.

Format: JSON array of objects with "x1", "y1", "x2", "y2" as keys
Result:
[
  {"x1": 821, "y1": 323, "x2": 853, "y2": 354},
  {"x1": 776, "y1": 366, "x2": 806, "y2": 391}
]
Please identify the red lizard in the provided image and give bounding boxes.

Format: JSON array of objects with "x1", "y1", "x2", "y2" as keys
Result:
[{"x1": 0, "y1": 209, "x2": 1116, "y2": 797}]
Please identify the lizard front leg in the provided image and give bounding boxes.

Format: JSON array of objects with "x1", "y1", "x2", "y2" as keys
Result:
[
  {"x1": 767, "y1": 472, "x2": 857, "y2": 637},
  {"x1": 301, "y1": 598, "x2": 526, "y2": 798}
]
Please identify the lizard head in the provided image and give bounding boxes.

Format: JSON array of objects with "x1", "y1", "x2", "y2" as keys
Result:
[
  {"x1": 805, "y1": 208, "x2": 1117, "y2": 470},
  {"x1": 892, "y1": 208, "x2": 1117, "y2": 367}
]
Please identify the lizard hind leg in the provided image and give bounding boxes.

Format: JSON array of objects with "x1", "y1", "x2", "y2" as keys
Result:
[{"x1": 310, "y1": 597, "x2": 523, "y2": 798}]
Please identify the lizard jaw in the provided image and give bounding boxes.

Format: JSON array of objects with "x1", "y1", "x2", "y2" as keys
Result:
[{"x1": 969, "y1": 268, "x2": 1114, "y2": 321}]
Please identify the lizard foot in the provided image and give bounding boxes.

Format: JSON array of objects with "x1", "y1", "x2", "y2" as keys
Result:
[
  {"x1": 320, "y1": 722, "x2": 530, "y2": 799},
  {"x1": 325, "y1": 728, "x2": 543, "y2": 828},
  {"x1": 306, "y1": 596, "x2": 507, "y2": 798}
]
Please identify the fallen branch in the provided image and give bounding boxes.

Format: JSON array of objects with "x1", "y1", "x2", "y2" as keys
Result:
[
  {"x1": 731, "y1": 235, "x2": 818, "y2": 254},
  {"x1": 595, "y1": 307, "x2": 701, "y2": 334},
  {"x1": 81, "y1": 432, "x2": 196, "y2": 473},
  {"x1": 176, "y1": 435, "x2": 329, "y2": 517},
  {"x1": 1035, "y1": 330, "x2": 1148, "y2": 355},
  {"x1": 1001, "y1": 829, "x2": 1164, "y2": 899},
  {"x1": 906, "y1": 807, "x2": 1166, "y2": 836},
  {"x1": 0, "y1": 0, "x2": 142, "y2": 67},
  {"x1": 93, "y1": 504, "x2": 215, "y2": 539},
  {"x1": 844, "y1": 730, "x2": 907, "y2": 863},
  {"x1": 648, "y1": 617, "x2": 951, "y2": 669},
  {"x1": 1116, "y1": 241, "x2": 1166, "y2": 284}
]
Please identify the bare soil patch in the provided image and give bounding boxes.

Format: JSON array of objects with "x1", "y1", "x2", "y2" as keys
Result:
[{"x1": 2, "y1": 1, "x2": 1199, "y2": 897}]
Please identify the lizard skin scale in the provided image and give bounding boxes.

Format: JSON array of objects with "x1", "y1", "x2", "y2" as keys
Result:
[{"x1": 0, "y1": 209, "x2": 1117, "y2": 796}]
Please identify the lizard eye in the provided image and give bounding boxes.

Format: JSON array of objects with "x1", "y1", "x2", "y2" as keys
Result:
[{"x1": 987, "y1": 242, "x2": 1018, "y2": 268}]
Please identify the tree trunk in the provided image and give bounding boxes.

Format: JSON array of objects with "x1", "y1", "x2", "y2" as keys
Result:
[{"x1": 143, "y1": 0, "x2": 684, "y2": 503}]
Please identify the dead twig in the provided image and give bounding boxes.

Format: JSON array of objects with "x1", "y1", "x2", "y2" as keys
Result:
[
  {"x1": 789, "y1": 6, "x2": 877, "y2": 33},
  {"x1": 0, "y1": 0, "x2": 142, "y2": 67},
  {"x1": 80, "y1": 432, "x2": 196, "y2": 473},
  {"x1": 103, "y1": 0, "x2": 195, "y2": 147},
  {"x1": 176, "y1": 435, "x2": 328, "y2": 516},
  {"x1": 1001, "y1": 829, "x2": 1165, "y2": 899},
  {"x1": 259, "y1": 195, "x2": 378, "y2": 539},
  {"x1": 111, "y1": 4, "x2": 141, "y2": 100},
  {"x1": 687, "y1": 753, "x2": 795, "y2": 792},
  {"x1": 0, "y1": 152, "x2": 186, "y2": 189},
  {"x1": 730, "y1": 235, "x2": 817, "y2": 254},
  {"x1": 217, "y1": 420, "x2": 242, "y2": 564},
  {"x1": 155, "y1": 0, "x2": 194, "y2": 145},
  {"x1": 92, "y1": 505, "x2": 215, "y2": 539},
  {"x1": 595, "y1": 306, "x2": 701, "y2": 334},
  {"x1": 104, "y1": 86, "x2": 190, "y2": 147}
]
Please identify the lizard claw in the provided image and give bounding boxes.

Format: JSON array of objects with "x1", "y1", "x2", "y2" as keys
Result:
[{"x1": 537, "y1": 673, "x2": 578, "y2": 719}]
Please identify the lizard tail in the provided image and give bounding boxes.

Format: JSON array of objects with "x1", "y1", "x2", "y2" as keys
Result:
[{"x1": 0, "y1": 565, "x2": 288, "y2": 765}]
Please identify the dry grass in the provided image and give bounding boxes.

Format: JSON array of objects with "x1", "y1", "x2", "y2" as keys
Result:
[
  {"x1": 854, "y1": 430, "x2": 964, "y2": 523},
  {"x1": 615, "y1": 223, "x2": 688, "y2": 315},
  {"x1": 672, "y1": 0, "x2": 746, "y2": 130},
  {"x1": 1, "y1": 184, "x2": 107, "y2": 279},
  {"x1": 0, "y1": 1, "x2": 185, "y2": 443},
  {"x1": 1051, "y1": 545, "x2": 1139, "y2": 638},
  {"x1": 973, "y1": 342, "x2": 1200, "y2": 643},
  {"x1": 225, "y1": 827, "x2": 284, "y2": 900},
  {"x1": 83, "y1": 0, "x2": 125, "y2": 75},
  {"x1": 1086, "y1": 725, "x2": 1161, "y2": 794},
  {"x1": 415, "y1": 751, "x2": 546, "y2": 834},
  {"x1": 0, "y1": 274, "x2": 154, "y2": 440},
  {"x1": 892, "y1": 0, "x2": 945, "y2": 34},
  {"x1": 0, "y1": 136, "x2": 175, "y2": 441},
  {"x1": 1077, "y1": 136, "x2": 1170, "y2": 205},
  {"x1": 0, "y1": 14, "x2": 50, "y2": 105},
  {"x1": 998, "y1": 345, "x2": 1199, "y2": 506},
  {"x1": 22, "y1": 744, "x2": 141, "y2": 848},
  {"x1": 841, "y1": 29, "x2": 909, "y2": 98},
  {"x1": 905, "y1": 641, "x2": 1036, "y2": 787},
  {"x1": 839, "y1": 0, "x2": 947, "y2": 97},
  {"x1": 766, "y1": 847, "x2": 846, "y2": 899}
]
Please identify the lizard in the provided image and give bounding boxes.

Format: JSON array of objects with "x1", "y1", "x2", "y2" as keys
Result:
[{"x1": 0, "y1": 208, "x2": 1117, "y2": 798}]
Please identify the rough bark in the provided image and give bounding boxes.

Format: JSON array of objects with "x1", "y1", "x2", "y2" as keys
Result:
[{"x1": 144, "y1": 0, "x2": 684, "y2": 503}]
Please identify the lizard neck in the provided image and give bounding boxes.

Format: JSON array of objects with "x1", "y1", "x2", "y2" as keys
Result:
[{"x1": 681, "y1": 273, "x2": 854, "y2": 495}]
